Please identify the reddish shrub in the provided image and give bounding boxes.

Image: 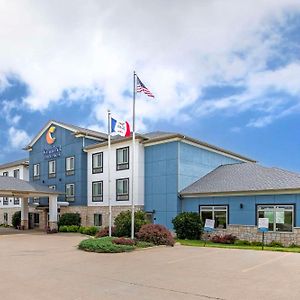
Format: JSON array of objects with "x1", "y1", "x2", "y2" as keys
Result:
[
  {"x1": 211, "y1": 234, "x2": 237, "y2": 244},
  {"x1": 95, "y1": 226, "x2": 116, "y2": 238},
  {"x1": 136, "y1": 224, "x2": 175, "y2": 246},
  {"x1": 112, "y1": 237, "x2": 135, "y2": 246}
]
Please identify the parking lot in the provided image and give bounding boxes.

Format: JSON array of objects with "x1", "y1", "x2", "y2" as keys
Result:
[{"x1": 0, "y1": 231, "x2": 300, "y2": 300}]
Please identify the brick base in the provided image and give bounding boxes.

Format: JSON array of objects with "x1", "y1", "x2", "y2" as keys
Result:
[{"x1": 208, "y1": 225, "x2": 300, "y2": 246}]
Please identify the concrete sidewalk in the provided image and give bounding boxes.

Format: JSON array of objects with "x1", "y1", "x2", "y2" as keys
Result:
[{"x1": 0, "y1": 233, "x2": 300, "y2": 300}]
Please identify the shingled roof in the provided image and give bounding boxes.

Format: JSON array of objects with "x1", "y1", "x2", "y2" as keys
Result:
[
  {"x1": 0, "y1": 158, "x2": 29, "y2": 170},
  {"x1": 180, "y1": 162, "x2": 300, "y2": 197}
]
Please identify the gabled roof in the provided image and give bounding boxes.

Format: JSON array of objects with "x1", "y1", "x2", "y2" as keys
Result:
[
  {"x1": 0, "y1": 158, "x2": 29, "y2": 170},
  {"x1": 180, "y1": 162, "x2": 300, "y2": 197},
  {"x1": 0, "y1": 176, "x2": 61, "y2": 197},
  {"x1": 24, "y1": 120, "x2": 107, "y2": 150}
]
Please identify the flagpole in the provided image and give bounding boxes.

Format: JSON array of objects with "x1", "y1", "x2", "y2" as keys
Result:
[
  {"x1": 107, "y1": 110, "x2": 112, "y2": 237},
  {"x1": 131, "y1": 71, "x2": 136, "y2": 239}
]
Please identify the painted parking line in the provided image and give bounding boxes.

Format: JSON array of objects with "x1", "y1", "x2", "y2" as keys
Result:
[{"x1": 242, "y1": 253, "x2": 291, "y2": 273}]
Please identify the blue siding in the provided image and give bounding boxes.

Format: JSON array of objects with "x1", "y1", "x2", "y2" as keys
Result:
[
  {"x1": 145, "y1": 141, "x2": 243, "y2": 229},
  {"x1": 182, "y1": 194, "x2": 300, "y2": 226},
  {"x1": 29, "y1": 125, "x2": 98, "y2": 206}
]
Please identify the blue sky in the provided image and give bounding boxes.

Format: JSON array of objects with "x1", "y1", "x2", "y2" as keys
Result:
[{"x1": 0, "y1": 1, "x2": 300, "y2": 172}]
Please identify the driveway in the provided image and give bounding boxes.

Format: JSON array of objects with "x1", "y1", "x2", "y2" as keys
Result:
[{"x1": 0, "y1": 232, "x2": 300, "y2": 300}]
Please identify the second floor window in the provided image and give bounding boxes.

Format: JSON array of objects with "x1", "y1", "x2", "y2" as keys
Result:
[
  {"x1": 3, "y1": 197, "x2": 8, "y2": 205},
  {"x1": 92, "y1": 152, "x2": 103, "y2": 173},
  {"x1": 66, "y1": 156, "x2": 75, "y2": 176},
  {"x1": 14, "y1": 198, "x2": 20, "y2": 205},
  {"x1": 116, "y1": 178, "x2": 129, "y2": 201},
  {"x1": 92, "y1": 181, "x2": 103, "y2": 202},
  {"x1": 48, "y1": 160, "x2": 56, "y2": 178},
  {"x1": 33, "y1": 164, "x2": 40, "y2": 180},
  {"x1": 116, "y1": 147, "x2": 129, "y2": 170},
  {"x1": 2, "y1": 172, "x2": 8, "y2": 177},
  {"x1": 13, "y1": 169, "x2": 20, "y2": 178},
  {"x1": 65, "y1": 183, "x2": 75, "y2": 202}
]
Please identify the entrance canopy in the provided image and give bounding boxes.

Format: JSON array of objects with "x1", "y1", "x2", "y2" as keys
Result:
[{"x1": 0, "y1": 176, "x2": 61, "y2": 197}]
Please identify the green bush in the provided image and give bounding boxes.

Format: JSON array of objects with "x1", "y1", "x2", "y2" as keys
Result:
[
  {"x1": 267, "y1": 241, "x2": 284, "y2": 248},
  {"x1": 135, "y1": 241, "x2": 155, "y2": 248},
  {"x1": 59, "y1": 225, "x2": 68, "y2": 232},
  {"x1": 234, "y1": 240, "x2": 252, "y2": 246},
  {"x1": 58, "y1": 213, "x2": 81, "y2": 227},
  {"x1": 172, "y1": 212, "x2": 203, "y2": 240},
  {"x1": 59, "y1": 225, "x2": 80, "y2": 232},
  {"x1": 114, "y1": 210, "x2": 149, "y2": 237},
  {"x1": 12, "y1": 211, "x2": 21, "y2": 229},
  {"x1": 78, "y1": 237, "x2": 135, "y2": 253},
  {"x1": 251, "y1": 241, "x2": 263, "y2": 246},
  {"x1": 79, "y1": 226, "x2": 98, "y2": 236}
]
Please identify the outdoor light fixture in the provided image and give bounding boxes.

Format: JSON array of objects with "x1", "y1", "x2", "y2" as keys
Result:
[{"x1": 240, "y1": 203, "x2": 244, "y2": 209}]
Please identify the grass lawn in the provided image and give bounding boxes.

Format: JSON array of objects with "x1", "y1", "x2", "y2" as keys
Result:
[{"x1": 177, "y1": 239, "x2": 300, "y2": 253}]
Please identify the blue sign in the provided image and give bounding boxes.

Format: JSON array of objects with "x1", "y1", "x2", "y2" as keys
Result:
[{"x1": 44, "y1": 145, "x2": 62, "y2": 159}]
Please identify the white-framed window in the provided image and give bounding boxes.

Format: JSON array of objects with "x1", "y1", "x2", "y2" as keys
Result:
[
  {"x1": 116, "y1": 147, "x2": 129, "y2": 170},
  {"x1": 3, "y1": 197, "x2": 8, "y2": 205},
  {"x1": 13, "y1": 169, "x2": 20, "y2": 179},
  {"x1": 94, "y1": 214, "x2": 102, "y2": 226},
  {"x1": 33, "y1": 163, "x2": 40, "y2": 180},
  {"x1": 92, "y1": 152, "x2": 103, "y2": 173},
  {"x1": 92, "y1": 181, "x2": 103, "y2": 202},
  {"x1": 48, "y1": 160, "x2": 56, "y2": 178},
  {"x1": 2, "y1": 172, "x2": 8, "y2": 177},
  {"x1": 66, "y1": 156, "x2": 75, "y2": 176},
  {"x1": 116, "y1": 178, "x2": 129, "y2": 201},
  {"x1": 200, "y1": 205, "x2": 228, "y2": 229},
  {"x1": 65, "y1": 183, "x2": 75, "y2": 202},
  {"x1": 257, "y1": 205, "x2": 294, "y2": 232},
  {"x1": 13, "y1": 198, "x2": 20, "y2": 205}
]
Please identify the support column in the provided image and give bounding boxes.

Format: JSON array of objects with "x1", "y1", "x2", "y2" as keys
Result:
[
  {"x1": 21, "y1": 197, "x2": 29, "y2": 230},
  {"x1": 48, "y1": 195, "x2": 58, "y2": 230}
]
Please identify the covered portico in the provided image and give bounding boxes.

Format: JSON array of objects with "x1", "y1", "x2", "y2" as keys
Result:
[{"x1": 0, "y1": 176, "x2": 61, "y2": 230}]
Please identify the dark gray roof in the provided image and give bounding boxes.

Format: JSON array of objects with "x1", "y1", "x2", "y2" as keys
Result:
[
  {"x1": 180, "y1": 163, "x2": 300, "y2": 196},
  {"x1": 0, "y1": 176, "x2": 61, "y2": 196},
  {"x1": 0, "y1": 158, "x2": 29, "y2": 170}
]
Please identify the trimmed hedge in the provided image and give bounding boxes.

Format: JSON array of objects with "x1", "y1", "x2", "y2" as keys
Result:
[
  {"x1": 211, "y1": 234, "x2": 237, "y2": 244},
  {"x1": 172, "y1": 212, "x2": 203, "y2": 240},
  {"x1": 95, "y1": 226, "x2": 116, "y2": 238},
  {"x1": 136, "y1": 224, "x2": 175, "y2": 246},
  {"x1": 58, "y1": 213, "x2": 81, "y2": 227},
  {"x1": 79, "y1": 226, "x2": 98, "y2": 236},
  {"x1": 112, "y1": 237, "x2": 135, "y2": 246},
  {"x1": 59, "y1": 225, "x2": 80, "y2": 233}
]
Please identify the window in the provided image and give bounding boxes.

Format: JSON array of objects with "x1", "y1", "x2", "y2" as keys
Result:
[
  {"x1": 66, "y1": 156, "x2": 75, "y2": 176},
  {"x1": 48, "y1": 185, "x2": 56, "y2": 190},
  {"x1": 116, "y1": 147, "x2": 129, "y2": 170},
  {"x1": 65, "y1": 184, "x2": 75, "y2": 202},
  {"x1": 116, "y1": 178, "x2": 129, "y2": 201},
  {"x1": 2, "y1": 172, "x2": 8, "y2": 177},
  {"x1": 257, "y1": 205, "x2": 294, "y2": 232},
  {"x1": 200, "y1": 206, "x2": 228, "y2": 229},
  {"x1": 33, "y1": 163, "x2": 40, "y2": 180},
  {"x1": 13, "y1": 169, "x2": 20, "y2": 178},
  {"x1": 13, "y1": 198, "x2": 20, "y2": 205},
  {"x1": 3, "y1": 197, "x2": 8, "y2": 205},
  {"x1": 94, "y1": 214, "x2": 102, "y2": 226},
  {"x1": 33, "y1": 197, "x2": 40, "y2": 204},
  {"x1": 4, "y1": 213, "x2": 8, "y2": 224},
  {"x1": 92, "y1": 181, "x2": 103, "y2": 202},
  {"x1": 48, "y1": 160, "x2": 56, "y2": 178},
  {"x1": 92, "y1": 152, "x2": 103, "y2": 173}
]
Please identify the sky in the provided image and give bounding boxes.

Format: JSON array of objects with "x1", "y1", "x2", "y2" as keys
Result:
[{"x1": 0, "y1": 0, "x2": 300, "y2": 171}]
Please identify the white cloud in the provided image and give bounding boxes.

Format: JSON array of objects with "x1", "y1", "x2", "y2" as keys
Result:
[
  {"x1": 0, "y1": 0, "x2": 299, "y2": 130},
  {"x1": 8, "y1": 127, "x2": 31, "y2": 149}
]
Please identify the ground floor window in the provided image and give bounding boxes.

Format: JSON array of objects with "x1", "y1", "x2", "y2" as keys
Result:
[
  {"x1": 94, "y1": 214, "x2": 102, "y2": 226},
  {"x1": 65, "y1": 184, "x2": 75, "y2": 202},
  {"x1": 257, "y1": 204, "x2": 294, "y2": 232},
  {"x1": 3, "y1": 212, "x2": 8, "y2": 224},
  {"x1": 200, "y1": 205, "x2": 228, "y2": 229}
]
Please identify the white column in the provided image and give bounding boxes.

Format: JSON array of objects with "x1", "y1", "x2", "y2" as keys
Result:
[
  {"x1": 48, "y1": 195, "x2": 58, "y2": 230},
  {"x1": 21, "y1": 197, "x2": 29, "y2": 230}
]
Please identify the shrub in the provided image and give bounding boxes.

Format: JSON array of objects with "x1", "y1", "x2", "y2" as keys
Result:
[
  {"x1": 211, "y1": 234, "x2": 237, "y2": 244},
  {"x1": 172, "y1": 212, "x2": 203, "y2": 240},
  {"x1": 251, "y1": 241, "x2": 263, "y2": 246},
  {"x1": 95, "y1": 226, "x2": 116, "y2": 238},
  {"x1": 12, "y1": 211, "x2": 21, "y2": 229},
  {"x1": 267, "y1": 241, "x2": 284, "y2": 248},
  {"x1": 59, "y1": 225, "x2": 79, "y2": 233},
  {"x1": 58, "y1": 213, "x2": 81, "y2": 227},
  {"x1": 288, "y1": 243, "x2": 300, "y2": 248},
  {"x1": 136, "y1": 224, "x2": 175, "y2": 246},
  {"x1": 234, "y1": 240, "x2": 251, "y2": 246},
  {"x1": 114, "y1": 210, "x2": 149, "y2": 237},
  {"x1": 59, "y1": 225, "x2": 68, "y2": 232},
  {"x1": 79, "y1": 226, "x2": 98, "y2": 236},
  {"x1": 112, "y1": 237, "x2": 135, "y2": 246},
  {"x1": 78, "y1": 237, "x2": 135, "y2": 253},
  {"x1": 135, "y1": 241, "x2": 154, "y2": 248}
]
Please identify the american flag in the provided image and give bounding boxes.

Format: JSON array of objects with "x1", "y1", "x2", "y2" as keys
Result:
[{"x1": 136, "y1": 76, "x2": 155, "y2": 98}]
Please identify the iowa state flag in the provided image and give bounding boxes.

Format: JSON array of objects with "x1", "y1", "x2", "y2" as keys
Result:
[{"x1": 111, "y1": 118, "x2": 131, "y2": 137}]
